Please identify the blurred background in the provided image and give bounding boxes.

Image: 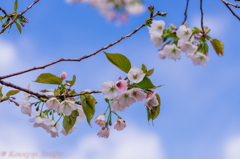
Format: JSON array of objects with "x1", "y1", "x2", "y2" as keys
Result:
[{"x1": 0, "y1": 0, "x2": 240, "y2": 159}]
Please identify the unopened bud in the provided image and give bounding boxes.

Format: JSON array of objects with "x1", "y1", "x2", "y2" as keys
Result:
[
  {"x1": 9, "y1": 99, "x2": 14, "y2": 102},
  {"x1": 60, "y1": 72, "x2": 68, "y2": 80},
  {"x1": 39, "y1": 89, "x2": 47, "y2": 92},
  {"x1": 118, "y1": 76, "x2": 121, "y2": 80},
  {"x1": 109, "y1": 122, "x2": 112, "y2": 126},
  {"x1": 11, "y1": 97, "x2": 16, "y2": 100},
  {"x1": 14, "y1": 102, "x2": 19, "y2": 106},
  {"x1": 127, "y1": 83, "x2": 130, "y2": 85},
  {"x1": 178, "y1": 56, "x2": 181, "y2": 59},
  {"x1": 66, "y1": 83, "x2": 70, "y2": 86},
  {"x1": 170, "y1": 24, "x2": 177, "y2": 30},
  {"x1": 21, "y1": 22, "x2": 25, "y2": 27},
  {"x1": 197, "y1": 33, "x2": 201, "y2": 36},
  {"x1": 66, "y1": 90, "x2": 68, "y2": 94},
  {"x1": 24, "y1": 18, "x2": 29, "y2": 23},
  {"x1": 36, "y1": 107, "x2": 39, "y2": 111},
  {"x1": 206, "y1": 52, "x2": 208, "y2": 56},
  {"x1": 159, "y1": 12, "x2": 167, "y2": 17},
  {"x1": 194, "y1": 41, "x2": 198, "y2": 46}
]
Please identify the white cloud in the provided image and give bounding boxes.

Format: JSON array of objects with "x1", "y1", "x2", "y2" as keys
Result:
[
  {"x1": 69, "y1": 124, "x2": 164, "y2": 159},
  {"x1": 0, "y1": 39, "x2": 17, "y2": 67},
  {"x1": 189, "y1": 14, "x2": 231, "y2": 38},
  {"x1": 224, "y1": 135, "x2": 240, "y2": 159}
]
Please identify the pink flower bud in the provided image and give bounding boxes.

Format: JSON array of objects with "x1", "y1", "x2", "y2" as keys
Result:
[
  {"x1": 206, "y1": 52, "x2": 208, "y2": 56},
  {"x1": 21, "y1": 22, "x2": 25, "y2": 27},
  {"x1": 127, "y1": 83, "x2": 130, "y2": 85},
  {"x1": 66, "y1": 90, "x2": 68, "y2": 94},
  {"x1": 11, "y1": 97, "x2": 16, "y2": 100},
  {"x1": 39, "y1": 89, "x2": 47, "y2": 92},
  {"x1": 194, "y1": 41, "x2": 198, "y2": 46},
  {"x1": 60, "y1": 72, "x2": 68, "y2": 80},
  {"x1": 25, "y1": 18, "x2": 29, "y2": 23},
  {"x1": 197, "y1": 33, "x2": 201, "y2": 36},
  {"x1": 114, "y1": 119, "x2": 126, "y2": 131},
  {"x1": 10, "y1": 99, "x2": 13, "y2": 102},
  {"x1": 66, "y1": 83, "x2": 70, "y2": 86},
  {"x1": 118, "y1": 76, "x2": 122, "y2": 80},
  {"x1": 178, "y1": 56, "x2": 181, "y2": 59}
]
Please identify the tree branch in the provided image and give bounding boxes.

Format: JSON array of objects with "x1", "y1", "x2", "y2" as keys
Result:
[
  {"x1": 200, "y1": 0, "x2": 205, "y2": 37},
  {"x1": 222, "y1": 0, "x2": 240, "y2": 8},
  {"x1": 182, "y1": 0, "x2": 190, "y2": 25},
  {"x1": 0, "y1": 79, "x2": 102, "y2": 101},
  {"x1": 0, "y1": 0, "x2": 40, "y2": 34},
  {"x1": 222, "y1": 0, "x2": 240, "y2": 21},
  {"x1": 0, "y1": 7, "x2": 9, "y2": 18},
  {"x1": 0, "y1": 11, "x2": 160, "y2": 80}
]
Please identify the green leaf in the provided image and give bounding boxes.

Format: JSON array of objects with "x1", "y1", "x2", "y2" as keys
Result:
[
  {"x1": 34, "y1": 73, "x2": 63, "y2": 85},
  {"x1": 0, "y1": 86, "x2": 3, "y2": 98},
  {"x1": 68, "y1": 89, "x2": 76, "y2": 95},
  {"x1": 193, "y1": 27, "x2": 200, "y2": 34},
  {"x1": 146, "y1": 69, "x2": 154, "y2": 76},
  {"x1": 203, "y1": 42, "x2": 209, "y2": 54},
  {"x1": 66, "y1": 75, "x2": 76, "y2": 87},
  {"x1": 137, "y1": 77, "x2": 155, "y2": 89},
  {"x1": 6, "y1": 90, "x2": 20, "y2": 96},
  {"x1": 0, "y1": 16, "x2": 4, "y2": 22},
  {"x1": 147, "y1": 93, "x2": 161, "y2": 122},
  {"x1": 141, "y1": 64, "x2": 147, "y2": 73},
  {"x1": 62, "y1": 110, "x2": 78, "y2": 135},
  {"x1": 8, "y1": 24, "x2": 12, "y2": 33},
  {"x1": 104, "y1": 52, "x2": 131, "y2": 73},
  {"x1": 79, "y1": 92, "x2": 96, "y2": 126},
  {"x1": 14, "y1": 0, "x2": 18, "y2": 12},
  {"x1": 15, "y1": 21, "x2": 21, "y2": 34},
  {"x1": 210, "y1": 39, "x2": 224, "y2": 56}
]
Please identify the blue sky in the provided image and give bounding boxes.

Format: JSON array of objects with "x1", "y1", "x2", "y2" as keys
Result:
[{"x1": 0, "y1": 0, "x2": 240, "y2": 159}]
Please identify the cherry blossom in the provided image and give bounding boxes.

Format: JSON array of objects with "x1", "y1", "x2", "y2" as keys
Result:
[
  {"x1": 19, "y1": 100, "x2": 32, "y2": 117},
  {"x1": 29, "y1": 111, "x2": 51, "y2": 131},
  {"x1": 158, "y1": 50, "x2": 167, "y2": 59},
  {"x1": 114, "y1": 118, "x2": 126, "y2": 131},
  {"x1": 46, "y1": 120, "x2": 59, "y2": 138},
  {"x1": 61, "y1": 125, "x2": 78, "y2": 136},
  {"x1": 115, "y1": 79, "x2": 128, "y2": 93},
  {"x1": 76, "y1": 105, "x2": 86, "y2": 123},
  {"x1": 94, "y1": 114, "x2": 106, "y2": 127},
  {"x1": 119, "y1": 90, "x2": 136, "y2": 107},
  {"x1": 60, "y1": 71, "x2": 68, "y2": 80},
  {"x1": 100, "y1": 81, "x2": 118, "y2": 99},
  {"x1": 130, "y1": 88, "x2": 147, "y2": 102},
  {"x1": 97, "y1": 127, "x2": 110, "y2": 138},
  {"x1": 150, "y1": 36, "x2": 163, "y2": 47},
  {"x1": 45, "y1": 97, "x2": 60, "y2": 111},
  {"x1": 177, "y1": 39, "x2": 195, "y2": 53},
  {"x1": 127, "y1": 67, "x2": 145, "y2": 83},
  {"x1": 23, "y1": 83, "x2": 31, "y2": 101},
  {"x1": 191, "y1": 52, "x2": 210, "y2": 67},
  {"x1": 111, "y1": 96, "x2": 126, "y2": 112},
  {"x1": 58, "y1": 100, "x2": 78, "y2": 116},
  {"x1": 163, "y1": 44, "x2": 181, "y2": 60},
  {"x1": 145, "y1": 92, "x2": 159, "y2": 110},
  {"x1": 126, "y1": 3, "x2": 145, "y2": 15},
  {"x1": 176, "y1": 25, "x2": 192, "y2": 41},
  {"x1": 149, "y1": 20, "x2": 165, "y2": 37}
]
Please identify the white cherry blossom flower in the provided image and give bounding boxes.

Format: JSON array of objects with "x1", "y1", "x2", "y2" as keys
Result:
[
  {"x1": 115, "y1": 79, "x2": 128, "y2": 93},
  {"x1": 145, "y1": 92, "x2": 159, "y2": 110},
  {"x1": 23, "y1": 83, "x2": 31, "y2": 101},
  {"x1": 127, "y1": 67, "x2": 145, "y2": 83},
  {"x1": 94, "y1": 115, "x2": 106, "y2": 127},
  {"x1": 163, "y1": 44, "x2": 181, "y2": 60},
  {"x1": 58, "y1": 100, "x2": 78, "y2": 116},
  {"x1": 45, "y1": 98, "x2": 60, "y2": 111},
  {"x1": 114, "y1": 119, "x2": 126, "y2": 131},
  {"x1": 191, "y1": 52, "x2": 210, "y2": 67},
  {"x1": 130, "y1": 88, "x2": 146, "y2": 102},
  {"x1": 177, "y1": 39, "x2": 195, "y2": 53},
  {"x1": 29, "y1": 111, "x2": 51, "y2": 131},
  {"x1": 100, "y1": 81, "x2": 118, "y2": 99},
  {"x1": 150, "y1": 35, "x2": 163, "y2": 47},
  {"x1": 97, "y1": 127, "x2": 110, "y2": 138},
  {"x1": 20, "y1": 100, "x2": 32, "y2": 117},
  {"x1": 119, "y1": 90, "x2": 136, "y2": 108},
  {"x1": 149, "y1": 20, "x2": 165, "y2": 36},
  {"x1": 176, "y1": 25, "x2": 192, "y2": 41},
  {"x1": 61, "y1": 125, "x2": 78, "y2": 136},
  {"x1": 76, "y1": 105, "x2": 85, "y2": 123},
  {"x1": 111, "y1": 96, "x2": 126, "y2": 112},
  {"x1": 46, "y1": 120, "x2": 59, "y2": 138},
  {"x1": 158, "y1": 50, "x2": 167, "y2": 59},
  {"x1": 186, "y1": 45, "x2": 198, "y2": 59},
  {"x1": 126, "y1": 3, "x2": 144, "y2": 15}
]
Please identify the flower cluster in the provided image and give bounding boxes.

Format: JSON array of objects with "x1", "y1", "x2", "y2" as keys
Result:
[
  {"x1": 149, "y1": 21, "x2": 211, "y2": 67},
  {"x1": 66, "y1": 0, "x2": 145, "y2": 21},
  {"x1": 98, "y1": 67, "x2": 159, "y2": 138}
]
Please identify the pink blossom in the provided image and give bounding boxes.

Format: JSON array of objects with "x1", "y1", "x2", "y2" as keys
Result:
[
  {"x1": 60, "y1": 72, "x2": 68, "y2": 80},
  {"x1": 100, "y1": 81, "x2": 118, "y2": 99},
  {"x1": 114, "y1": 119, "x2": 126, "y2": 131},
  {"x1": 111, "y1": 96, "x2": 126, "y2": 112},
  {"x1": 94, "y1": 115, "x2": 106, "y2": 127},
  {"x1": 115, "y1": 79, "x2": 128, "y2": 93},
  {"x1": 97, "y1": 127, "x2": 110, "y2": 138},
  {"x1": 45, "y1": 98, "x2": 60, "y2": 111},
  {"x1": 119, "y1": 90, "x2": 136, "y2": 107},
  {"x1": 130, "y1": 88, "x2": 147, "y2": 102},
  {"x1": 145, "y1": 92, "x2": 159, "y2": 110},
  {"x1": 61, "y1": 125, "x2": 78, "y2": 136}
]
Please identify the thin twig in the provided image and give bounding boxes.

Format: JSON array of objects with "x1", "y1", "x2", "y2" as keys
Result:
[
  {"x1": 222, "y1": 0, "x2": 240, "y2": 8},
  {"x1": 200, "y1": 0, "x2": 205, "y2": 37},
  {"x1": 0, "y1": 7, "x2": 9, "y2": 18},
  {"x1": 0, "y1": 0, "x2": 40, "y2": 34},
  {"x1": 0, "y1": 79, "x2": 102, "y2": 100},
  {"x1": 182, "y1": 0, "x2": 190, "y2": 25},
  {"x1": 222, "y1": 0, "x2": 240, "y2": 21},
  {"x1": 0, "y1": 12, "x2": 160, "y2": 80}
]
